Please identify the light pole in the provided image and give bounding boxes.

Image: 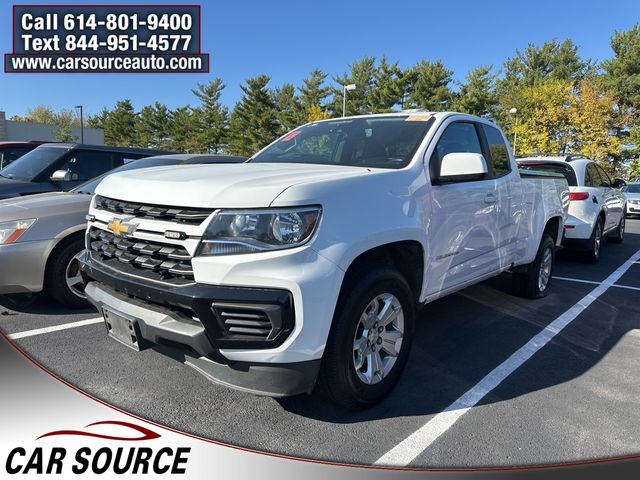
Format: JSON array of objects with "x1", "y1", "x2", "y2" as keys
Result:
[
  {"x1": 342, "y1": 84, "x2": 356, "y2": 117},
  {"x1": 509, "y1": 107, "x2": 518, "y2": 156},
  {"x1": 75, "y1": 105, "x2": 84, "y2": 144}
]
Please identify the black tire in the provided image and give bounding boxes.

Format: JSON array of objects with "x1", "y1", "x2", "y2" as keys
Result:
[
  {"x1": 318, "y1": 267, "x2": 415, "y2": 409},
  {"x1": 45, "y1": 236, "x2": 89, "y2": 308},
  {"x1": 584, "y1": 217, "x2": 604, "y2": 263},
  {"x1": 608, "y1": 214, "x2": 625, "y2": 244},
  {"x1": 512, "y1": 233, "x2": 555, "y2": 299}
]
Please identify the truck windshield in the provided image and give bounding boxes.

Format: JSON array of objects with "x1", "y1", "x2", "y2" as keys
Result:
[
  {"x1": 250, "y1": 116, "x2": 434, "y2": 169},
  {"x1": 0, "y1": 146, "x2": 69, "y2": 181}
]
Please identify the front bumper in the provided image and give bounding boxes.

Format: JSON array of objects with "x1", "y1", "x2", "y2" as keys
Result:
[
  {"x1": 80, "y1": 251, "x2": 321, "y2": 396},
  {"x1": 627, "y1": 203, "x2": 640, "y2": 215},
  {"x1": 0, "y1": 240, "x2": 51, "y2": 294}
]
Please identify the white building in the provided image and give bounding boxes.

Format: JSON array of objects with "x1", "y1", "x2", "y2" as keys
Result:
[{"x1": 0, "y1": 111, "x2": 104, "y2": 144}]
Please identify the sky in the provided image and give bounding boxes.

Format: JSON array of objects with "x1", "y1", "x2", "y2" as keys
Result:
[{"x1": 1, "y1": 0, "x2": 639, "y2": 118}]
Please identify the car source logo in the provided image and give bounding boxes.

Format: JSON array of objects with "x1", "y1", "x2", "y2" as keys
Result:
[{"x1": 107, "y1": 218, "x2": 138, "y2": 237}]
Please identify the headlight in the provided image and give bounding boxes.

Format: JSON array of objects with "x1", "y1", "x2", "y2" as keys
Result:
[
  {"x1": 198, "y1": 207, "x2": 321, "y2": 256},
  {"x1": 0, "y1": 219, "x2": 36, "y2": 245}
]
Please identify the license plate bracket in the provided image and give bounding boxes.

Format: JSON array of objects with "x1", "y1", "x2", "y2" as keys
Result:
[{"x1": 103, "y1": 309, "x2": 147, "y2": 351}]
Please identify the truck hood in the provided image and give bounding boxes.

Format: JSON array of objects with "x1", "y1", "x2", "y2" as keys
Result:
[
  {"x1": 0, "y1": 191, "x2": 91, "y2": 222},
  {"x1": 95, "y1": 163, "x2": 371, "y2": 208}
]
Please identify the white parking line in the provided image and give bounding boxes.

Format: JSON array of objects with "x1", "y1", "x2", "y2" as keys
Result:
[
  {"x1": 8, "y1": 317, "x2": 104, "y2": 340},
  {"x1": 375, "y1": 249, "x2": 640, "y2": 467},
  {"x1": 553, "y1": 276, "x2": 640, "y2": 291}
]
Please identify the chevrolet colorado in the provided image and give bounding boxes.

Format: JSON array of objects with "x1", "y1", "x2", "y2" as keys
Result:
[{"x1": 80, "y1": 112, "x2": 568, "y2": 408}]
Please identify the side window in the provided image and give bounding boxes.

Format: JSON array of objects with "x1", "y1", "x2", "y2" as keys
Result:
[
  {"x1": 0, "y1": 147, "x2": 31, "y2": 168},
  {"x1": 57, "y1": 150, "x2": 121, "y2": 182},
  {"x1": 595, "y1": 165, "x2": 612, "y2": 187},
  {"x1": 481, "y1": 124, "x2": 512, "y2": 177},
  {"x1": 584, "y1": 164, "x2": 597, "y2": 187},
  {"x1": 430, "y1": 122, "x2": 483, "y2": 181}
]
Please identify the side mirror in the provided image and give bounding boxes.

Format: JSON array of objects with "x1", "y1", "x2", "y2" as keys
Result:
[
  {"x1": 439, "y1": 153, "x2": 488, "y2": 181},
  {"x1": 50, "y1": 169, "x2": 72, "y2": 182},
  {"x1": 612, "y1": 178, "x2": 626, "y2": 189}
]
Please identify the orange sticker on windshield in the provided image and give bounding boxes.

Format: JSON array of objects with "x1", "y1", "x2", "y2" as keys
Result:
[
  {"x1": 281, "y1": 131, "x2": 301, "y2": 142},
  {"x1": 405, "y1": 115, "x2": 432, "y2": 121}
]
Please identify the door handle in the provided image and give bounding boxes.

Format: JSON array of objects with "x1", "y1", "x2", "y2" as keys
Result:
[{"x1": 484, "y1": 193, "x2": 497, "y2": 204}]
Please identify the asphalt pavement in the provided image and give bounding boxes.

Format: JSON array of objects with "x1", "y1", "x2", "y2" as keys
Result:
[{"x1": 2, "y1": 220, "x2": 640, "y2": 468}]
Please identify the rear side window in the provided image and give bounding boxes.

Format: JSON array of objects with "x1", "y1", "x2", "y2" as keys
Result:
[
  {"x1": 518, "y1": 162, "x2": 577, "y2": 186},
  {"x1": 58, "y1": 150, "x2": 123, "y2": 181},
  {"x1": 481, "y1": 124, "x2": 511, "y2": 177},
  {"x1": 595, "y1": 164, "x2": 612, "y2": 187}
]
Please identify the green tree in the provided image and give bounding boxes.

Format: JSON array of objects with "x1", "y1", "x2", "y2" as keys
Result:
[
  {"x1": 369, "y1": 56, "x2": 403, "y2": 112},
  {"x1": 628, "y1": 157, "x2": 640, "y2": 181},
  {"x1": 55, "y1": 120, "x2": 74, "y2": 142},
  {"x1": 452, "y1": 65, "x2": 498, "y2": 117},
  {"x1": 299, "y1": 69, "x2": 331, "y2": 119},
  {"x1": 405, "y1": 60, "x2": 454, "y2": 110},
  {"x1": 227, "y1": 75, "x2": 280, "y2": 156},
  {"x1": 104, "y1": 100, "x2": 138, "y2": 147},
  {"x1": 169, "y1": 106, "x2": 200, "y2": 152},
  {"x1": 601, "y1": 25, "x2": 640, "y2": 113},
  {"x1": 273, "y1": 83, "x2": 302, "y2": 132},
  {"x1": 87, "y1": 107, "x2": 111, "y2": 130},
  {"x1": 137, "y1": 102, "x2": 172, "y2": 149},
  {"x1": 191, "y1": 78, "x2": 228, "y2": 153},
  {"x1": 331, "y1": 57, "x2": 377, "y2": 116}
]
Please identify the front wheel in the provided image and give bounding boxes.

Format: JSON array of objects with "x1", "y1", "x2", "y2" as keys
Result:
[
  {"x1": 319, "y1": 267, "x2": 415, "y2": 409},
  {"x1": 45, "y1": 236, "x2": 90, "y2": 308},
  {"x1": 512, "y1": 233, "x2": 555, "y2": 299}
]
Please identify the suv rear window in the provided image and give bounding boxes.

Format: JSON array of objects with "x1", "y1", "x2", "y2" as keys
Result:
[{"x1": 518, "y1": 162, "x2": 577, "y2": 186}]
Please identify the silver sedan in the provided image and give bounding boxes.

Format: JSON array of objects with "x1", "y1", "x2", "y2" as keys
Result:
[{"x1": 0, "y1": 154, "x2": 245, "y2": 307}]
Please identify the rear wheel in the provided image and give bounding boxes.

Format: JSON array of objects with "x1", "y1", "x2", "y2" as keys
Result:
[
  {"x1": 608, "y1": 214, "x2": 625, "y2": 244},
  {"x1": 319, "y1": 267, "x2": 415, "y2": 409},
  {"x1": 584, "y1": 217, "x2": 604, "y2": 263},
  {"x1": 45, "y1": 236, "x2": 90, "y2": 308},
  {"x1": 512, "y1": 233, "x2": 555, "y2": 299}
]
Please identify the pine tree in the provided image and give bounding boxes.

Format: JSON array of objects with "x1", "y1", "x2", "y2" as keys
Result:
[
  {"x1": 104, "y1": 100, "x2": 138, "y2": 147},
  {"x1": 370, "y1": 56, "x2": 403, "y2": 112},
  {"x1": 331, "y1": 57, "x2": 377, "y2": 116},
  {"x1": 274, "y1": 83, "x2": 302, "y2": 132},
  {"x1": 299, "y1": 69, "x2": 331, "y2": 119},
  {"x1": 452, "y1": 65, "x2": 498, "y2": 117},
  {"x1": 405, "y1": 60, "x2": 454, "y2": 110},
  {"x1": 227, "y1": 75, "x2": 280, "y2": 156},
  {"x1": 192, "y1": 78, "x2": 228, "y2": 153}
]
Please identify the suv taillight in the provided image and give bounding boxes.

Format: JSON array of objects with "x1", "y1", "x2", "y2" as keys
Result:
[{"x1": 569, "y1": 192, "x2": 590, "y2": 201}]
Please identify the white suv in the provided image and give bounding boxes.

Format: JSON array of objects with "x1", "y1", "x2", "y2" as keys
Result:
[{"x1": 518, "y1": 156, "x2": 626, "y2": 262}]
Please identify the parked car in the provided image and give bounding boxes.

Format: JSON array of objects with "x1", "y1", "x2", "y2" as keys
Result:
[
  {"x1": 621, "y1": 182, "x2": 640, "y2": 217},
  {"x1": 79, "y1": 112, "x2": 568, "y2": 408},
  {"x1": 0, "y1": 143, "x2": 168, "y2": 200},
  {"x1": 0, "y1": 141, "x2": 47, "y2": 169},
  {"x1": 0, "y1": 154, "x2": 246, "y2": 307},
  {"x1": 518, "y1": 156, "x2": 627, "y2": 262}
]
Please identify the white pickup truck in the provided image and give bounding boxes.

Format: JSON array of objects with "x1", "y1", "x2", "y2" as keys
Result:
[{"x1": 80, "y1": 112, "x2": 568, "y2": 408}]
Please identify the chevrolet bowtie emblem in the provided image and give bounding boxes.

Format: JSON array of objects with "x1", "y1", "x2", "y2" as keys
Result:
[{"x1": 107, "y1": 218, "x2": 138, "y2": 237}]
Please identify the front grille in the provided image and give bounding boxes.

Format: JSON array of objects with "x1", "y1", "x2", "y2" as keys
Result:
[
  {"x1": 88, "y1": 227, "x2": 194, "y2": 284},
  {"x1": 94, "y1": 195, "x2": 213, "y2": 226}
]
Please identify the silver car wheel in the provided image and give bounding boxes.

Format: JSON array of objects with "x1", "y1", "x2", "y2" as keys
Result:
[
  {"x1": 594, "y1": 222, "x2": 602, "y2": 258},
  {"x1": 65, "y1": 253, "x2": 86, "y2": 299},
  {"x1": 538, "y1": 246, "x2": 553, "y2": 293},
  {"x1": 352, "y1": 293, "x2": 404, "y2": 385}
]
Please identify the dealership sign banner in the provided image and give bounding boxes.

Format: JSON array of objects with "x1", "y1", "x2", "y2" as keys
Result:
[
  {"x1": 1, "y1": 333, "x2": 639, "y2": 480},
  {"x1": 4, "y1": 4, "x2": 209, "y2": 73}
]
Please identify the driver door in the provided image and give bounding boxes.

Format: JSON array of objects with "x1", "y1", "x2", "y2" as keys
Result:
[{"x1": 425, "y1": 120, "x2": 501, "y2": 295}]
